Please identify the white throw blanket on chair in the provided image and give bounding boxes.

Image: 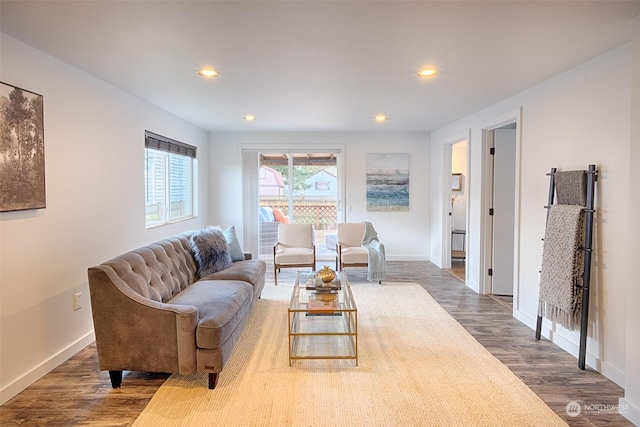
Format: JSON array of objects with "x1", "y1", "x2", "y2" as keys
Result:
[{"x1": 362, "y1": 221, "x2": 386, "y2": 282}]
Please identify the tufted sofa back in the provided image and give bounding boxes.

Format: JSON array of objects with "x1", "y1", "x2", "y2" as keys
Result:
[{"x1": 100, "y1": 232, "x2": 198, "y2": 303}]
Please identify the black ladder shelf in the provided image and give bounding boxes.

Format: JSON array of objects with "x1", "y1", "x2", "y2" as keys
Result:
[{"x1": 535, "y1": 164, "x2": 597, "y2": 370}]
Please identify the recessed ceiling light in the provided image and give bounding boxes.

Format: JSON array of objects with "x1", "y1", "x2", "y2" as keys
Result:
[
  {"x1": 374, "y1": 114, "x2": 387, "y2": 122},
  {"x1": 244, "y1": 115, "x2": 256, "y2": 121},
  {"x1": 197, "y1": 69, "x2": 219, "y2": 77},
  {"x1": 417, "y1": 68, "x2": 438, "y2": 78}
]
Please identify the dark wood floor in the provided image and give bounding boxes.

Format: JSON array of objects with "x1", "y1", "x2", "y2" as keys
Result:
[{"x1": 0, "y1": 261, "x2": 631, "y2": 426}]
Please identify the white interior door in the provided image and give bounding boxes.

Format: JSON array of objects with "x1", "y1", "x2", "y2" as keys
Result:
[{"x1": 491, "y1": 128, "x2": 516, "y2": 296}]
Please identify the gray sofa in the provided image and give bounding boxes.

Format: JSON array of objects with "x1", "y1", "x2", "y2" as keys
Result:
[{"x1": 87, "y1": 230, "x2": 266, "y2": 389}]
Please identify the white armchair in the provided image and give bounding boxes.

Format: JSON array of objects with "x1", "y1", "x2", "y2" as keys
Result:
[
  {"x1": 273, "y1": 223, "x2": 316, "y2": 285},
  {"x1": 336, "y1": 223, "x2": 368, "y2": 270},
  {"x1": 336, "y1": 222, "x2": 385, "y2": 283}
]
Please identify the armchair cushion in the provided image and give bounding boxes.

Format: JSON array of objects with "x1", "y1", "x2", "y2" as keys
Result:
[
  {"x1": 338, "y1": 223, "x2": 366, "y2": 247},
  {"x1": 275, "y1": 223, "x2": 315, "y2": 264},
  {"x1": 340, "y1": 246, "x2": 368, "y2": 264},
  {"x1": 275, "y1": 247, "x2": 315, "y2": 265},
  {"x1": 277, "y1": 223, "x2": 314, "y2": 248}
]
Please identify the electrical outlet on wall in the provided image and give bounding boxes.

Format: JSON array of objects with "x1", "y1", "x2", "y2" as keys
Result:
[{"x1": 73, "y1": 292, "x2": 82, "y2": 311}]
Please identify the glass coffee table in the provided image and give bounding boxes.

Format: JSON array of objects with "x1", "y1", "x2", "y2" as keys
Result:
[{"x1": 288, "y1": 270, "x2": 358, "y2": 366}]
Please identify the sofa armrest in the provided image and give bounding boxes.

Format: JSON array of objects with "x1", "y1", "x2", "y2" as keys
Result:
[{"x1": 88, "y1": 265, "x2": 199, "y2": 375}]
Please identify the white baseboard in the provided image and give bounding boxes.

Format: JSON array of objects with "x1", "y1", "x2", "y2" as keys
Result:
[
  {"x1": 385, "y1": 255, "x2": 430, "y2": 262},
  {"x1": 600, "y1": 361, "x2": 626, "y2": 389},
  {"x1": 430, "y1": 256, "x2": 443, "y2": 268},
  {"x1": 619, "y1": 397, "x2": 640, "y2": 426},
  {"x1": 0, "y1": 331, "x2": 95, "y2": 405},
  {"x1": 512, "y1": 309, "x2": 626, "y2": 388},
  {"x1": 465, "y1": 279, "x2": 479, "y2": 293},
  {"x1": 513, "y1": 308, "x2": 537, "y2": 329}
]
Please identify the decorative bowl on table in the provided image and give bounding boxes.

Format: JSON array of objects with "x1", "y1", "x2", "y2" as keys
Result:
[{"x1": 317, "y1": 265, "x2": 336, "y2": 283}]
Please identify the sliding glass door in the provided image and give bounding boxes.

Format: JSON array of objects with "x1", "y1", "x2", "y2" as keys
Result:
[{"x1": 258, "y1": 152, "x2": 340, "y2": 260}]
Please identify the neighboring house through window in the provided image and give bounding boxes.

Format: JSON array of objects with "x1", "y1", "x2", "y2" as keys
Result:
[{"x1": 144, "y1": 131, "x2": 196, "y2": 227}]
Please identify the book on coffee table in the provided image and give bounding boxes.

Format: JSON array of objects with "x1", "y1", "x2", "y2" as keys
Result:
[
  {"x1": 305, "y1": 279, "x2": 341, "y2": 291},
  {"x1": 308, "y1": 292, "x2": 339, "y2": 312}
]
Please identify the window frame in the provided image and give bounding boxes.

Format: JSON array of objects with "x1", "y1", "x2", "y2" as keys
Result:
[{"x1": 144, "y1": 131, "x2": 197, "y2": 228}]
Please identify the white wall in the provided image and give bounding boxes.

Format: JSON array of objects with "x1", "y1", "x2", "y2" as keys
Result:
[
  {"x1": 208, "y1": 132, "x2": 430, "y2": 261},
  {"x1": 431, "y1": 44, "x2": 632, "y2": 391},
  {"x1": 0, "y1": 34, "x2": 210, "y2": 404},
  {"x1": 620, "y1": 15, "x2": 640, "y2": 427}
]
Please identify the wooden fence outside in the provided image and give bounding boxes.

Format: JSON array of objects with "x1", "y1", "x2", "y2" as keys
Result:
[{"x1": 260, "y1": 197, "x2": 337, "y2": 230}]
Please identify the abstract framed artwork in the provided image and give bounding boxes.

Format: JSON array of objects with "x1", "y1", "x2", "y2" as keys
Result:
[
  {"x1": 366, "y1": 153, "x2": 409, "y2": 211},
  {"x1": 0, "y1": 82, "x2": 46, "y2": 212}
]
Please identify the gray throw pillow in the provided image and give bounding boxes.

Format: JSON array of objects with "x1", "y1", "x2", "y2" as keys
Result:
[
  {"x1": 224, "y1": 226, "x2": 245, "y2": 262},
  {"x1": 190, "y1": 226, "x2": 233, "y2": 277}
]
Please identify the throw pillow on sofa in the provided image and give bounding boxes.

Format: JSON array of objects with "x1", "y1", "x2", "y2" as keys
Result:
[
  {"x1": 190, "y1": 226, "x2": 233, "y2": 277},
  {"x1": 224, "y1": 226, "x2": 245, "y2": 262}
]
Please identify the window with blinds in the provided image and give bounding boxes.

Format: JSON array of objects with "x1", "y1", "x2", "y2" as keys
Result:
[{"x1": 144, "y1": 131, "x2": 196, "y2": 227}]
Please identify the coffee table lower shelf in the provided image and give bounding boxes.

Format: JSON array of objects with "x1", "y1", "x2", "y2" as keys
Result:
[{"x1": 288, "y1": 311, "x2": 358, "y2": 365}]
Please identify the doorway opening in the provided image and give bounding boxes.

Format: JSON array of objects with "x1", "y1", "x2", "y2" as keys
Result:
[
  {"x1": 258, "y1": 152, "x2": 340, "y2": 261},
  {"x1": 450, "y1": 140, "x2": 468, "y2": 282},
  {"x1": 481, "y1": 119, "x2": 519, "y2": 307}
]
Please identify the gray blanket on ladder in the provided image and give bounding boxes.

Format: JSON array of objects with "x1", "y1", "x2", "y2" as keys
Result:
[
  {"x1": 538, "y1": 204, "x2": 585, "y2": 330},
  {"x1": 555, "y1": 170, "x2": 587, "y2": 206}
]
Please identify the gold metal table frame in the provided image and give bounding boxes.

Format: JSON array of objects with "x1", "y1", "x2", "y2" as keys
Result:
[{"x1": 288, "y1": 271, "x2": 358, "y2": 366}]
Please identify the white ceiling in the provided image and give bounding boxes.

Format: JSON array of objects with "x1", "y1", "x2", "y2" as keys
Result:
[{"x1": 1, "y1": 1, "x2": 639, "y2": 132}]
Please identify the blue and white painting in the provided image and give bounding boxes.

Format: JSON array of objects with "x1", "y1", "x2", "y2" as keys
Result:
[{"x1": 366, "y1": 153, "x2": 409, "y2": 211}]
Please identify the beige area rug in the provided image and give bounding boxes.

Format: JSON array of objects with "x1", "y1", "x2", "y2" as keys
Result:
[{"x1": 134, "y1": 283, "x2": 566, "y2": 427}]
